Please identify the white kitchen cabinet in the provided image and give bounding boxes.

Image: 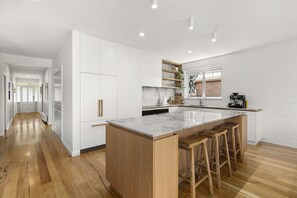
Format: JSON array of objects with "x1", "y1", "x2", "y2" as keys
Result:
[
  {"x1": 118, "y1": 45, "x2": 142, "y2": 119},
  {"x1": 80, "y1": 34, "x2": 100, "y2": 74},
  {"x1": 80, "y1": 73, "x2": 117, "y2": 122},
  {"x1": 101, "y1": 75, "x2": 118, "y2": 120},
  {"x1": 142, "y1": 54, "x2": 162, "y2": 87},
  {"x1": 101, "y1": 39, "x2": 118, "y2": 76},
  {"x1": 80, "y1": 73, "x2": 117, "y2": 149},
  {"x1": 80, "y1": 73, "x2": 101, "y2": 122},
  {"x1": 80, "y1": 121, "x2": 106, "y2": 149},
  {"x1": 244, "y1": 111, "x2": 263, "y2": 145}
]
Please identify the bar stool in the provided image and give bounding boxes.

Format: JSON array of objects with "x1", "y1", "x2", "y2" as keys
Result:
[
  {"x1": 179, "y1": 135, "x2": 213, "y2": 198},
  {"x1": 202, "y1": 128, "x2": 232, "y2": 190},
  {"x1": 219, "y1": 123, "x2": 243, "y2": 171}
]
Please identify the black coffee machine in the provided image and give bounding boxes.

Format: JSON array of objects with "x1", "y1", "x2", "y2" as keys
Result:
[{"x1": 228, "y1": 93, "x2": 246, "y2": 108}]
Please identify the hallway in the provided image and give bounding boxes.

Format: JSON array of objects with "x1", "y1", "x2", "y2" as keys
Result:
[{"x1": 0, "y1": 113, "x2": 113, "y2": 198}]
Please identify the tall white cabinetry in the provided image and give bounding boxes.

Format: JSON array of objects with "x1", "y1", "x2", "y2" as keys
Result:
[
  {"x1": 118, "y1": 45, "x2": 142, "y2": 119},
  {"x1": 142, "y1": 54, "x2": 162, "y2": 87},
  {"x1": 80, "y1": 34, "x2": 118, "y2": 150}
]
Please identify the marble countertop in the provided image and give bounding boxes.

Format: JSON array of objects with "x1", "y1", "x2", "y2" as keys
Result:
[
  {"x1": 142, "y1": 104, "x2": 262, "y2": 112},
  {"x1": 108, "y1": 109, "x2": 244, "y2": 139}
]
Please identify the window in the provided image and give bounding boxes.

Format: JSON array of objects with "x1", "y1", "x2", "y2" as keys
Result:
[{"x1": 186, "y1": 67, "x2": 222, "y2": 98}]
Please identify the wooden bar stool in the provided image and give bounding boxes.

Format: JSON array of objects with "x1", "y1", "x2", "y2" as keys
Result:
[
  {"x1": 202, "y1": 128, "x2": 232, "y2": 190},
  {"x1": 219, "y1": 123, "x2": 243, "y2": 171},
  {"x1": 179, "y1": 135, "x2": 213, "y2": 198}
]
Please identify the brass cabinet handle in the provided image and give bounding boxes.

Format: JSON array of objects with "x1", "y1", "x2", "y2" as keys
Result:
[
  {"x1": 101, "y1": 99, "x2": 103, "y2": 117},
  {"x1": 98, "y1": 99, "x2": 103, "y2": 117},
  {"x1": 98, "y1": 99, "x2": 101, "y2": 117}
]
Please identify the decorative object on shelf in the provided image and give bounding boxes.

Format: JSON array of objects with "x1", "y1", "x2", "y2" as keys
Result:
[{"x1": 162, "y1": 59, "x2": 183, "y2": 89}]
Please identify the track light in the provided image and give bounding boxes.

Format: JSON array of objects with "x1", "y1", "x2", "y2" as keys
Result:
[
  {"x1": 212, "y1": 32, "x2": 216, "y2": 42},
  {"x1": 152, "y1": 0, "x2": 157, "y2": 9},
  {"x1": 189, "y1": 17, "x2": 194, "y2": 30}
]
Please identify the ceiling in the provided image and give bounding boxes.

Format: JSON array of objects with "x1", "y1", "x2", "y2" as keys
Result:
[
  {"x1": 1, "y1": 0, "x2": 297, "y2": 63},
  {"x1": 10, "y1": 65, "x2": 45, "y2": 79}
]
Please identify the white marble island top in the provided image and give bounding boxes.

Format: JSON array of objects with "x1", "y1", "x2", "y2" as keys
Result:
[{"x1": 108, "y1": 109, "x2": 244, "y2": 139}]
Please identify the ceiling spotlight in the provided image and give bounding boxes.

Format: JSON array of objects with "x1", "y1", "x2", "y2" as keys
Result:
[
  {"x1": 139, "y1": 32, "x2": 145, "y2": 37},
  {"x1": 188, "y1": 50, "x2": 192, "y2": 54},
  {"x1": 152, "y1": 0, "x2": 157, "y2": 9},
  {"x1": 212, "y1": 32, "x2": 217, "y2": 42},
  {"x1": 189, "y1": 17, "x2": 194, "y2": 30}
]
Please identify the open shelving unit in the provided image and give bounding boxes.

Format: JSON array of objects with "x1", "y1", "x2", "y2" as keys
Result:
[{"x1": 162, "y1": 60, "x2": 183, "y2": 89}]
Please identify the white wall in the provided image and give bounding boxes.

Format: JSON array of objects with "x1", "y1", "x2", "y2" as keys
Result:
[
  {"x1": 0, "y1": 63, "x2": 14, "y2": 135},
  {"x1": 53, "y1": 31, "x2": 80, "y2": 156},
  {"x1": 183, "y1": 40, "x2": 297, "y2": 148}
]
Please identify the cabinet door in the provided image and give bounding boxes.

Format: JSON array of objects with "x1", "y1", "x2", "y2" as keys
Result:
[
  {"x1": 142, "y1": 54, "x2": 162, "y2": 87},
  {"x1": 118, "y1": 45, "x2": 142, "y2": 119},
  {"x1": 80, "y1": 73, "x2": 102, "y2": 122},
  {"x1": 101, "y1": 39, "x2": 118, "y2": 76},
  {"x1": 101, "y1": 75, "x2": 117, "y2": 120},
  {"x1": 80, "y1": 34, "x2": 101, "y2": 74},
  {"x1": 80, "y1": 121, "x2": 106, "y2": 149}
]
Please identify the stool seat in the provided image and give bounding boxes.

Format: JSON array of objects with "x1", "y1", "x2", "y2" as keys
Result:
[
  {"x1": 179, "y1": 135, "x2": 208, "y2": 149},
  {"x1": 219, "y1": 123, "x2": 239, "y2": 130},
  {"x1": 202, "y1": 127, "x2": 227, "y2": 138}
]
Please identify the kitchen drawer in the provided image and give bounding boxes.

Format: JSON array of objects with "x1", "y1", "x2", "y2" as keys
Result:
[{"x1": 80, "y1": 121, "x2": 106, "y2": 150}]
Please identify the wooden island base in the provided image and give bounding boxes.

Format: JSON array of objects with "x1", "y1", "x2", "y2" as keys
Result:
[{"x1": 106, "y1": 115, "x2": 247, "y2": 198}]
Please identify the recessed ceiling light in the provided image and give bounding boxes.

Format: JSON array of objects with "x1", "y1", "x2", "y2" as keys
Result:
[
  {"x1": 189, "y1": 17, "x2": 194, "y2": 30},
  {"x1": 152, "y1": 0, "x2": 157, "y2": 9},
  {"x1": 188, "y1": 50, "x2": 192, "y2": 54},
  {"x1": 139, "y1": 32, "x2": 145, "y2": 37},
  {"x1": 212, "y1": 32, "x2": 217, "y2": 42}
]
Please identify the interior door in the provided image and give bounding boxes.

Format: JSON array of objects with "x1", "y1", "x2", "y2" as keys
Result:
[{"x1": 20, "y1": 86, "x2": 36, "y2": 113}]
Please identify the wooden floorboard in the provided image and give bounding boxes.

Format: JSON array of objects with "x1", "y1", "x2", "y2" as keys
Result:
[{"x1": 0, "y1": 113, "x2": 296, "y2": 198}]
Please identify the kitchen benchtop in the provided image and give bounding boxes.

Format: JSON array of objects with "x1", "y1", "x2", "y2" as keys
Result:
[
  {"x1": 142, "y1": 104, "x2": 262, "y2": 112},
  {"x1": 108, "y1": 109, "x2": 244, "y2": 139}
]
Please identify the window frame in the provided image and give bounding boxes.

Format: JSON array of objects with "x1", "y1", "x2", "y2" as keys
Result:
[{"x1": 185, "y1": 66, "x2": 222, "y2": 100}]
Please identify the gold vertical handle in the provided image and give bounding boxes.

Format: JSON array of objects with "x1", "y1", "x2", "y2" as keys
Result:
[
  {"x1": 98, "y1": 99, "x2": 103, "y2": 117},
  {"x1": 98, "y1": 99, "x2": 100, "y2": 117},
  {"x1": 101, "y1": 99, "x2": 103, "y2": 117}
]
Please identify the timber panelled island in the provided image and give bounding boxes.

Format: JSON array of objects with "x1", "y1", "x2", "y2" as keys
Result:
[{"x1": 106, "y1": 109, "x2": 247, "y2": 198}]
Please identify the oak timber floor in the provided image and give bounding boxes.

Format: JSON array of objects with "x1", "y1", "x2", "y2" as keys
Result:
[{"x1": 0, "y1": 113, "x2": 296, "y2": 198}]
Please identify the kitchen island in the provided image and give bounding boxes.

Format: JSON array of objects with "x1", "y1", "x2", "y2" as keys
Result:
[{"x1": 106, "y1": 109, "x2": 247, "y2": 198}]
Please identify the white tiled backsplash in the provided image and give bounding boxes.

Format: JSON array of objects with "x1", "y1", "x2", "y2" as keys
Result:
[{"x1": 142, "y1": 87, "x2": 175, "y2": 106}]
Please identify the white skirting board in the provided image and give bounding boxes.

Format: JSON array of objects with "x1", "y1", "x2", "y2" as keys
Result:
[
  {"x1": 6, "y1": 117, "x2": 13, "y2": 131},
  {"x1": 62, "y1": 139, "x2": 80, "y2": 157},
  {"x1": 40, "y1": 112, "x2": 48, "y2": 123}
]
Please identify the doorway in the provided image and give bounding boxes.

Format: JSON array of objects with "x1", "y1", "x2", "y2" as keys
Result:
[
  {"x1": 3, "y1": 74, "x2": 7, "y2": 130},
  {"x1": 17, "y1": 86, "x2": 39, "y2": 113}
]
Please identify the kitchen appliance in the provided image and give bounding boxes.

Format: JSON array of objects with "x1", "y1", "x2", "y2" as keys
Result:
[
  {"x1": 228, "y1": 93, "x2": 246, "y2": 108},
  {"x1": 142, "y1": 108, "x2": 169, "y2": 116}
]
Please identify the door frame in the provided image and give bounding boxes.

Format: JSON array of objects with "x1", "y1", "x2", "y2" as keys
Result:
[
  {"x1": 52, "y1": 67, "x2": 63, "y2": 141},
  {"x1": 3, "y1": 74, "x2": 7, "y2": 131}
]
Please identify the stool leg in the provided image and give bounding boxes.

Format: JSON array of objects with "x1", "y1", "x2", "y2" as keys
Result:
[
  {"x1": 231, "y1": 129, "x2": 238, "y2": 171},
  {"x1": 203, "y1": 142, "x2": 213, "y2": 195},
  {"x1": 224, "y1": 133, "x2": 232, "y2": 177},
  {"x1": 215, "y1": 136, "x2": 221, "y2": 189},
  {"x1": 190, "y1": 148, "x2": 196, "y2": 198},
  {"x1": 236, "y1": 126, "x2": 244, "y2": 162}
]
